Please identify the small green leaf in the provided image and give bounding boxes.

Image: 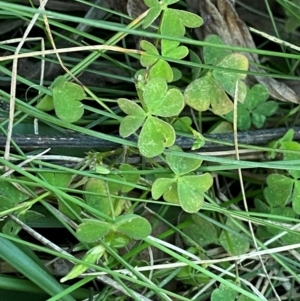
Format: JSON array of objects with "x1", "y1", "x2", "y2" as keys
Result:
[
  {"x1": 254, "y1": 101, "x2": 278, "y2": 116},
  {"x1": 163, "y1": 0, "x2": 180, "y2": 5},
  {"x1": 281, "y1": 141, "x2": 300, "y2": 179},
  {"x1": 119, "y1": 164, "x2": 140, "y2": 193},
  {"x1": 84, "y1": 178, "x2": 114, "y2": 216},
  {"x1": 76, "y1": 220, "x2": 111, "y2": 243},
  {"x1": 211, "y1": 282, "x2": 239, "y2": 301},
  {"x1": 244, "y1": 84, "x2": 269, "y2": 110},
  {"x1": 118, "y1": 98, "x2": 146, "y2": 137},
  {"x1": 292, "y1": 181, "x2": 300, "y2": 215},
  {"x1": 163, "y1": 182, "x2": 180, "y2": 204},
  {"x1": 178, "y1": 173, "x2": 213, "y2": 213},
  {"x1": 251, "y1": 112, "x2": 266, "y2": 129},
  {"x1": 0, "y1": 180, "x2": 28, "y2": 204},
  {"x1": 175, "y1": 9, "x2": 203, "y2": 28},
  {"x1": 143, "y1": 5, "x2": 162, "y2": 29},
  {"x1": 213, "y1": 53, "x2": 248, "y2": 97},
  {"x1": 143, "y1": 78, "x2": 184, "y2": 117},
  {"x1": 152, "y1": 178, "x2": 176, "y2": 199},
  {"x1": 138, "y1": 116, "x2": 175, "y2": 157},
  {"x1": 173, "y1": 116, "x2": 192, "y2": 133},
  {"x1": 225, "y1": 104, "x2": 251, "y2": 131},
  {"x1": 61, "y1": 245, "x2": 105, "y2": 282},
  {"x1": 42, "y1": 172, "x2": 72, "y2": 187},
  {"x1": 0, "y1": 196, "x2": 14, "y2": 211},
  {"x1": 189, "y1": 49, "x2": 202, "y2": 80},
  {"x1": 163, "y1": 45, "x2": 189, "y2": 60},
  {"x1": 144, "y1": 0, "x2": 159, "y2": 7},
  {"x1": 148, "y1": 59, "x2": 173, "y2": 82},
  {"x1": 52, "y1": 77, "x2": 86, "y2": 123},
  {"x1": 140, "y1": 40, "x2": 160, "y2": 66},
  {"x1": 203, "y1": 34, "x2": 231, "y2": 65},
  {"x1": 264, "y1": 174, "x2": 293, "y2": 208},
  {"x1": 183, "y1": 215, "x2": 218, "y2": 247},
  {"x1": 115, "y1": 214, "x2": 152, "y2": 239},
  {"x1": 219, "y1": 219, "x2": 250, "y2": 255},
  {"x1": 184, "y1": 74, "x2": 233, "y2": 115},
  {"x1": 36, "y1": 94, "x2": 54, "y2": 111},
  {"x1": 165, "y1": 146, "x2": 202, "y2": 175}
]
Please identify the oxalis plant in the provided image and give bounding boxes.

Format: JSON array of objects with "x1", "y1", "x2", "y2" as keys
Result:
[{"x1": 26, "y1": 0, "x2": 280, "y2": 286}]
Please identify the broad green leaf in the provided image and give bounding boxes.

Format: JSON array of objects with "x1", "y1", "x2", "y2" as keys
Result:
[
  {"x1": 251, "y1": 112, "x2": 266, "y2": 129},
  {"x1": 0, "y1": 180, "x2": 28, "y2": 204},
  {"x1": 183, "y1": 215, "x2": 217, "y2": 247},
  {"x1": 84, "y1": 178, "x2": 114, "y2": 216},
  {"x1": 118, "y1": 98, "x2": 145, "y2": 115},
  {"x1": 175, "y1": 9, "x2": 203, "y2": 28},
  {"x1": 282, "y1": 141, "x2": 300, "y2": 179},
  {"x1": 211, "y1": 282, "x2": 238, "y2": 301},
  {"x1": 161, "y1": 9, "x2": 185, "y2": 37},
  {"x1": 119, "y1": 164, "x2": 140, "y2": 193},
  {"x1": 219, "y1": 220, "x2": 250, "y2": 255},
  {"x1": 0, "y1": 195, "x2": 14, "y2": 211},
  {"x1": 162, "y1": 45, "x2": 189, "y2": 60},
  {"x1": 140, "y1": 40, "x2": 159, "y2": 66},
  {"x1": 115, "y1": 214, "x2": 152, "y2": 239},
  {"x1": 149, "y1": 59, "x2": 173, "y2": 82},
  {"x1": 118, "y1": 98, "x2": 146, "y2": 137},
  {"x1": 76, "y1": 219, "x2": 111, "y2": 243},
  {"x1": 293, "y1": 180, "x2": 300, "y2": 214},
  {"x1": 254, "y1": 101, "x2": 278, "y2": 116},
  {"x1": 184, "y1": 74, "x2": 233, "y2": 115},
  {"x1": 244, "y1": 84, "x2": 269, "y2": 110},
  {"x1": 166, "y1": 146, "x2": 202, "y2": 175},
  {"x1": 163, "y1": 0, "x2": 180, "y2": 5},
  {"x1": 143, "y1": 5, "x2": 162, "y2": 29},
  {"x1": 177, "y1": 173, "x2": 213, "y2": 213},
  {"x1": 143, "y1": 78, "x2": 184, "y2": 117},
  {"x1": 264, "y1": 174, "x2": 293, "y2": 207},
  {"x1": 189, "y1": 49, "x2": 202, "y2": 80},
  {"x1": 213, "y1": 53, "x2": 248, "y2": 97},
  {"x1": 61, "y1": 245, "x2": 105, "y2": 282},
  {"x1": 267, "y1": 207, "x2": 300, "y2": 245},
  {"x1": 163, "y1": 182, "x2": 180, "y2": 204},
  {"x1": 144, "y1": 0, "x2": 159, "y2": 7},
  {"x1": 173, "y1": 116, "x2": 192, "y2": 133},
  {"x1": 138, "y1": 116, "x2": 175, "y2": 157},
  {"x1": 152, "y1": 178, "x2": 176, "y2": 199},
  {"x1": 42, "y1": 172, "x2": 72, "y2": 187},
  {"x1": 209, "y1": 121, "x2": 233, "y2": 134},
  {"x1": 0, "y1": 237, "x2": 75, "y2": 301},
  {"x1": 119, "y1": 115, "x2": 146, "y2": 137},
  {"x1": 203, "y1": 34, "x2": 231, "y2": 65},
  {"x1": 52, "y1": 77, "x2": 85, "y2": 123},
  {"x1": 225, "y1": 103, "x2": 251, "y2": 131},
  {"x1": 36, "y1": 94, "x2": 54, "y2": 111}
]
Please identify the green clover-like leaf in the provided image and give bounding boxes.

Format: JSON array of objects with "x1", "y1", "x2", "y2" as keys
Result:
[
  {"x1": 203, "y1": 34, "x2": 232, "y2": 65},
  {"x1": 76, "y1": 219, "x2": 111, "y2": 243},
  {"x1": 184, "y1": 73, "x2": 233, "y2": 115},
  {"x1": 140, "y1": 40, "x2": 160, "y2": 67},
  {"x1": 138, "y1": 116, "x2": 175, "y2": 157},
  {"x1": 177, "y1": 173, "x2": 213, "y2": 213},
  {"x1": 152, "y1": 178, "x2": 176, "y2": 200},
  {"x1": 165, "y1": 146, "x2": 202, "y2": 175},
  {"x1": 52, "y1": 76, "x2": 86, "y2": 123},
  {"x1": 213, "y1": 53, "x2": 248, "y2": 98},
  {"x1": 211, "y1": 282, "x2": 238, "y2": 301},
  {"x1": 118, "y1": 98, "x2": 146, "y2": 137},
  {"x1": 115, "y1": 214, "x2": 152, "y2": 239},
  {"x1": 244, "y1": 84, "x2": 269, "y2": 110},
  {"x1": 148, "y1": 59, "x2": 174, "y2": 82},
  {"x1": 143, "y1": 78, "x2": 184, "y2": 117},
  {"x1": 264, "y1": 173, "x2": 293, "y2": 208},
  {"x1": 143, "y1": 4, "x2": 162, "y2": 29},
  {"x1": 219, "y1": 219, "x2": 250, "y2": 255}
]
